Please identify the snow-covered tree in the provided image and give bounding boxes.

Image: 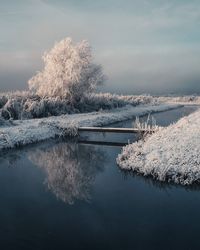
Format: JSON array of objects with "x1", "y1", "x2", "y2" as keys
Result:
[{"x1": 28, "y1": 38, "x2": 105, "y2": 102}]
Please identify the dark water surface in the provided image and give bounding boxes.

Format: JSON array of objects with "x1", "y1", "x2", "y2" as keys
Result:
[{"x1": 0, "y1": 106, "x2": 199, "y2": 250}]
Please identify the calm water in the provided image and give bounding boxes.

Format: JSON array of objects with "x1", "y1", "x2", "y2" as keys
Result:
[{"x1": 0, "y1": 106, "x2": 199, "y2": 250}]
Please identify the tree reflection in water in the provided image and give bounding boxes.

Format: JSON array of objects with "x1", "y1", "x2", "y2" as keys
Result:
[{"x1": 29, "y1": 142, "x2": 106, "y2": 204}]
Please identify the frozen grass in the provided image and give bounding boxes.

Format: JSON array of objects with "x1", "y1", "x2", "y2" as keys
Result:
[
  {"x1": 0, "y1": 91, "x2": 199, "y2": 121},
  {"x1": 117, "y1": 108, "x2": 200, "y2": 185},
  {"x1": 0, "y1": 91, "x2": 158, "y2": 120},
  {"x1": 133, "y1": 114, "x2": 160, "y2": 133}
]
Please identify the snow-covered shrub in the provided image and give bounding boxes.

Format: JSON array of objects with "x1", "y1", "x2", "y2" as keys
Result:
[
  {"x1": 76, "y1": 93, "x2": 157, "y2": 112},
  {"x1": 133, "y1": 114, "x2": 160, "y2": 132},
  {"x1": 1, "y1": 98, "x2": 23, "y2": 119},
  {"x1": 0, "y1": 95, "x2": 8, "y2": 109},
  {"x1": 0, "y1": 91, "x2": 159, "y2": 120},
  {"x1": 28, "y1": 38, "x2": 105, "y2": 103}
]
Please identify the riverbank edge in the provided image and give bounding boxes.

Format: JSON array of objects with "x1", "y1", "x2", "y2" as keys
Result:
[
  {"x1": 0, "y1": 103, "x2": 181, "y2": 151},
  {"x1": 117, "y1": 106, "x2": 200, "y2": 185}
]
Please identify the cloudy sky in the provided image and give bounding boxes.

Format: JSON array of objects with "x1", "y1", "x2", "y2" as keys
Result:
[{"x1": 0, "y1": 0, "x2": 200, "y2": 94}]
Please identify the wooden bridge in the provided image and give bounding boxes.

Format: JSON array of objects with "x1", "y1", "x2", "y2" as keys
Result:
[
  {"x1": 77, "y1": 127, "x2": 155, "y2": 146},
  {"x1": 78, "y1": 127, "x2": 155, "y2": 134}
]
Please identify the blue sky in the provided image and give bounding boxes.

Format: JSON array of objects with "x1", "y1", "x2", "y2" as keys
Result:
[{"x1": 0, "y1": 0, "x2": 200, "y2": 94}]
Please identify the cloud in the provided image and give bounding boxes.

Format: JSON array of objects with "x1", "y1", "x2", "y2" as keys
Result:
[
  {"x1": 0, "y1": 0, "x2": 200, "y2": 94},
  {"x1": 98, "y1": 46, "x2": 200, "y2": 94}
]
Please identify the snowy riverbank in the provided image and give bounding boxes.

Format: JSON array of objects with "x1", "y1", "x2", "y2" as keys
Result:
[
  {"x1": 117, "y1": 107, "x2": 200, "y2": 185},
  {"x1": 0, "y1": 103, "x2": 181, "y2": 151}
]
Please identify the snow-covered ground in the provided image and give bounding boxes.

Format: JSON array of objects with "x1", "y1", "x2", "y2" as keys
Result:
[
  {"x1": 117, "y1": 108, "x2": 200, "y2": 185},
  {"x1": 0, "y1": 103, "x2": 180, "y2": 151},
  {"x1": 157, "y1": 95, "x2": 200, "y2": 105}
]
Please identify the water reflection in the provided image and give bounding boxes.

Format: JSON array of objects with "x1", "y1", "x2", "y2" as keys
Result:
[
  {"x1": 0, "y1": 151, "x2": 21, "y2": 167},
  {"x1": 28, "y1": 142, "x2": 106, "y2": 204},
  {"x1": 120, "y1": 168, "x2": 200, "y2": 191}
]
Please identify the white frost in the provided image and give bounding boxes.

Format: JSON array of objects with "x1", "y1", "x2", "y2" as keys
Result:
[{"x1": 117, "y1": 108, "x2": 200, "y2": 185}]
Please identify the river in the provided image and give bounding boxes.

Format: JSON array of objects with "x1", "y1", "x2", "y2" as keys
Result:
[{"x1": 0, "y1": 106, "x2": 199, "y2": 250}]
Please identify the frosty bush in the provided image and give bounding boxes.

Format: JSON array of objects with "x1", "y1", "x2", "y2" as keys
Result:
[
  {"x1": 28, "y1": 38, "x2": 105, "y2": 102},
  {"x1": 0, "y1": 91, "x2": 159, "y2": 120},
  {"x1": 133, "y1": 114, "x2": 160, "y2": 132}
]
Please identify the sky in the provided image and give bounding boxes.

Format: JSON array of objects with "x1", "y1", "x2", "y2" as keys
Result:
[{"x1": 0, "y1": 0, "x2": 200, "y2": 95}]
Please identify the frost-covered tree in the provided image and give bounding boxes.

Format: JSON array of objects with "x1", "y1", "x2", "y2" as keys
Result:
[{"x1": 28, "y1": 38, "x2": 105, "y2": 102}]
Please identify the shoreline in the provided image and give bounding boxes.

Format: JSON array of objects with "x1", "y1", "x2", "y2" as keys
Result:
[{"x1": 117, "y1": 106, "x2": 200, "y2": 185}]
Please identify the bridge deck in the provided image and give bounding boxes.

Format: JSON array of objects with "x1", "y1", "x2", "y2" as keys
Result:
[{"x1": 78, "y1": 127, "x2": 155, "y2": 134}]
